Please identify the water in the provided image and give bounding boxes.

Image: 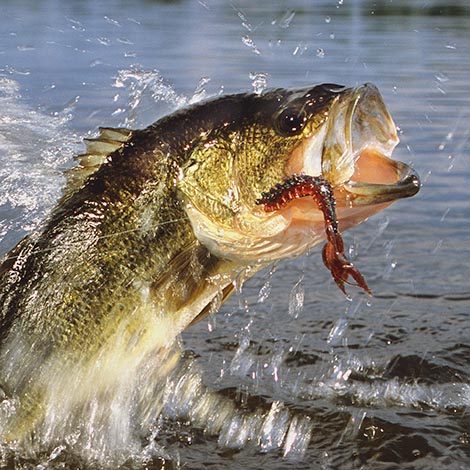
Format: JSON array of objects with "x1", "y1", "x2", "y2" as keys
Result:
[{"x1": 1, "y1": 0, "x2": 470, "y2": 468}]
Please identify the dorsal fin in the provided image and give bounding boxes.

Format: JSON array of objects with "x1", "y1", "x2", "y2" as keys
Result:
[
  {"x1": 63, "y1": 127, "x2": 133, "y2": 198},
  {"x1": 77, "y1": 127, "x2": 133, "y2": 167}
]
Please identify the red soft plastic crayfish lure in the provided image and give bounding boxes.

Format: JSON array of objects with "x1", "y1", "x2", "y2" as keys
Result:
[{"x1": 256, "y1": 174, "x2": 372, "y2": 296}]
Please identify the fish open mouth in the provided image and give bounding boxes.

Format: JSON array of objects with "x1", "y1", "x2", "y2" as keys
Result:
[{"x1": 292, "y1": 83, "x2": 420, "y2": 207}]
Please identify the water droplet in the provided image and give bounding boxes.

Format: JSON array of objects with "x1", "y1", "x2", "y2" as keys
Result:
[
  {"x1": 258, "y1": 281, "x2": 271, "y2": 303},
  {"x1": 346, "y1": 298, "x2": 364, "y2": 318},
  {"x1": 447, "y1": 154, "x2": 456, "y2": 171},
  {"x1": 207, "y1": 313, "x2": 216, "y2": 332},
  {"x1": 89, "y1": 58, "x2": 104, "y2": 68},
  {"x1": 432, "y1": 239, "x2": 443, "y2": 255},
  {"x1": 278, "y1": 10, "x2": 296, "y2": 29},
  {"x1": 104, "y1": 16, "x2": 121, "y2": 27},
  {"x1": 237, "y1": 10, "x2": 252, "y2": 31},
  {"x1": 117, "y1": 37, "x2": 133, "y2": 45},
  {"x1": 17, "y1": 44, "x2": 35, "y2": 52},
  {"x1": 435, "y1": 72, "x2": 449, "y2": 83},
  {"x1": 242, "y1": 35, "x2": 261, "y2": 55},
  {"x1": 230, "y1": 335, "x2": 254, "y2": 377},
  {"x1": 327, "y1": 318, "x2": 348, "y2": 345},
  {"x1": 67, "y1": 18, "x2": 86, "y2": 32},
  {"x1": 4, "y1": 65, "x2": 30, "y2": 76},
  {"x1": 440, "y1": 208, "x2": 450, "y2": 222},
  {"x1": 288, "y1": 279, "x2": 304, "y2": 318},
  {"x1": 97, "y1": 37, "x2": 111, "y2": 46},
  {"x1": 249, "y1": 72, "x2": 268, "y2": 95},
  {"x1": 293, "y1": 41, "x2": 308, "y2": 56},
  {"x1": 49, "y1": 445, "x2": 66, "y2": 461},
  {"x1": 191, "y1": 76, "x2": 211, "y2": 103}
]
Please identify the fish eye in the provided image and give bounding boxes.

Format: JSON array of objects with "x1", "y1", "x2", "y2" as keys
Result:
[{"x1": 276, "y1": 108, "x2": 307, "y2": 136}]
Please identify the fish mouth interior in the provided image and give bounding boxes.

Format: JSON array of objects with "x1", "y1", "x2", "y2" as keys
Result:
[{"x1": 311, "y1": 83, "x2": 420, "y2": 206}]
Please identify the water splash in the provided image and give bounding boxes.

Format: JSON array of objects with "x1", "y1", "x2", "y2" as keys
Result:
[
  {"x1": 0, "y1": 78, "x2": 80, "y2": 253},
  {"x1": 288, "y1": 278, "x2": 304, "y2": 319},
  {"x1": 189, "y1": 76, "x2": 211, "y2": 104},
  {"x1": 162, "y1": 356, "x2": 313, "y2": 460},
  {"x1": 249, "y1": 72, "x2": 268, "y2": 95},
  {"x1": 0, "y1": 342, "x2": 184, "y2": 467},
  {"x1": 112, "y1": 66, "x2": 187, "y2": 127},
  {"x1": 305, "y1": 376, "x2": 470, "y2": 411},
  {"x1": 241, "y1": 35, "x2": 261, "y2": 55}
]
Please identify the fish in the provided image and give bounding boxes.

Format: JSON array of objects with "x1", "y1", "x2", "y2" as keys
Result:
[{"x1": 0, "y1": 83, "x2": 419, "y2": 450}]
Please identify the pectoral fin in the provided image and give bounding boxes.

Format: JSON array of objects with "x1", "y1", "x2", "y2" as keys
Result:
[
  {"x1": 187, "y1": 282, "x2": 235, "y2": 328},
  {"x1": 150, "y1": 240, "x2": 238, "y2": 331}
]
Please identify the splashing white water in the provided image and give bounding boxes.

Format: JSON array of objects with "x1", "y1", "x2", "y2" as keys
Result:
[
  {"x1": 112, "y1": 66, "x2": 188, "y2": 128},
  {"x1": 163, "y1": 356, "x2": 313, "y2": 459},
  {"x1": 0, "y1": 78, "x2": 80, "y2": 253}
]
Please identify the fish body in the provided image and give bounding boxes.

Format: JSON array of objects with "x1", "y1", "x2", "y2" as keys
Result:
[{"x1": 0, "y1": 84, "x2": 419, "y2": 448}]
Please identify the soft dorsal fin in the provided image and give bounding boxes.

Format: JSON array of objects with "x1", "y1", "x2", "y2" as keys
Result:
[{"x1": 64, "y1": 127, "x2": 133, "y2": 198}]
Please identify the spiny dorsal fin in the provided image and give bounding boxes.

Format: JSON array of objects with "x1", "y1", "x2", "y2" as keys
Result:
[
  {"x1": 96, "y1": 127, "x2": 133, "y2": 143},
  {"x1": 64, "y1": 127, "x2": 133, "y2": 199},
  {"x1": 77, "y1": 127, "x2": 133, "y2": 167}
]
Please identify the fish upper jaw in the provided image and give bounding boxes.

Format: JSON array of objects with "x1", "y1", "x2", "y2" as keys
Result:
[{"x1": 290, "y1": 83, "x2": 420, "y2": 209}]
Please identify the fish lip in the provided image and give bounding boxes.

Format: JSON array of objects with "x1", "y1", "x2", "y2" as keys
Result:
[
  {"x1": 319, "y1": 83, "x2": 420, "y2": 206},
  {"x1": 343, "y1": 158, "x2": 421, "y2": 205}
]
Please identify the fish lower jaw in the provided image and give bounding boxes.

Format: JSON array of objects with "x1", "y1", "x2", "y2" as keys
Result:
[{"x1": 339, "y1": 148, "x2": 420, "y2": 206}]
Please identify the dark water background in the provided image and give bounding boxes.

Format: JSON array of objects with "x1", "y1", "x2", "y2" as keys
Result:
[{"x1": 1, "y1": 0, "x2": 470, "y2": 468}]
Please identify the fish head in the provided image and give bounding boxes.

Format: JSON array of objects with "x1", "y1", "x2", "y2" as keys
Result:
[{"x1": 178, "y1": 83, "x2": 420, "y2": 265}]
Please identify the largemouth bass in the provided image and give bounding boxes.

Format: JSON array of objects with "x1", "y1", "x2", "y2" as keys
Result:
[{"x1": 0, "y1": 83, "x2": 419, "y2": 451}]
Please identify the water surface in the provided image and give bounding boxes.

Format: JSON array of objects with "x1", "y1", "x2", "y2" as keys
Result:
[{"x1": 0, "y1": 1, "x2": 469, "y2": 468}]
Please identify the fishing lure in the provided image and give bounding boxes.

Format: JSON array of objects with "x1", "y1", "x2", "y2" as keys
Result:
[{"x1": 256, "y1": 174, "x2": 372, "y2": 296}]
